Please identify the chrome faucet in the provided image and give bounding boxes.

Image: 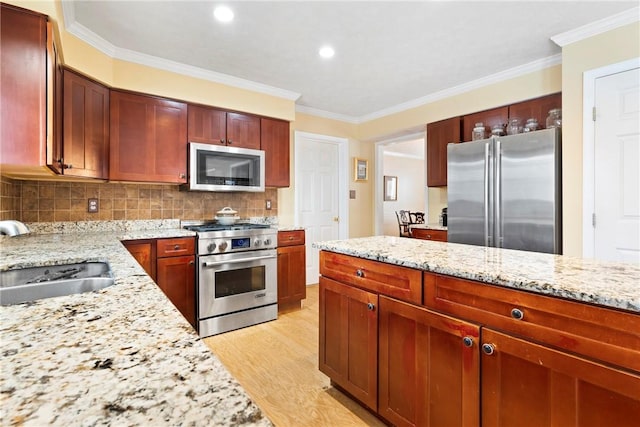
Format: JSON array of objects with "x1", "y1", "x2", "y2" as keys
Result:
[{"x1": 0, "y1": 220, "x2": 31, "y2": 236}]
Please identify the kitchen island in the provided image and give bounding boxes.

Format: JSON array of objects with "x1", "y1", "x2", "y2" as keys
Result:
[
  {"x1": 0, "y1": 221, "x2": 271, "y2": 426},
  {"x1": 314, "y1": 236, "x2": 640, "y2": 427}
]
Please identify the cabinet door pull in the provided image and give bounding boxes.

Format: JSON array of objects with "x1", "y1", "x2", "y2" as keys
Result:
[
  {"x1": 188, "y1": 260, "x2": 195, "y2": 265},
  {"x1": 367, "y1": 302, "x2": 375, "y2": 311},
  {"x1": 356, "y1": 269, "x2": 364, "y2": 278},
  {"x1": 462, "y1": 336, "x2": 474, "y2": 347},
  {"x1": 179, "y1": 173, "x2": 186, "y2": 179},
  {"x1": 510, "y1": 308, "x2": 524, "y2": 320},
  {"x1": 482, "y1": 343, "x2": 495, "y2": 355},
  {"x1": 220, "y1": 139, "x2": 225, "y2": 144},
  {"x1": 227, "y1": 139, "x2": 233, "y2": 144}
]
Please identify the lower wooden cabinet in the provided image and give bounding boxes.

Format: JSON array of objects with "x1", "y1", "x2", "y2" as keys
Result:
[
  {"x1": 411, "y1": 228, "x2": 447, "y2": 242},
  {"x1": 378, "y1": 296, "x2": 480, "y2": 427},
  {"x1": 156, "y1": 255, "x2": 196, "y2": 328},
  {"x1": 123, "y1": 237, "x2": 196, "y2": 327},
  {"x1": 481, "y1": 329, "x2": 640, "y2": 427},
  {"x1": 122, "y1": 239, "x2": 156, "y2": 280},
  {"x1": 319, "y1": 250, "x2": 640, "y2": 426},
  {"x1": 277, "y1": 230, "x2": 306, "y2": 310},
  {"x1": 319, "y1": 277, "x2": 378, "y2": 411}
]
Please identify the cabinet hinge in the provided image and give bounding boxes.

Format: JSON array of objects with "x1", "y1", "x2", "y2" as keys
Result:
[
  {"x1": 592, "y1": 213, "x2": 596, "y2": 228},
  {"x1": 592, "y1": 106, "x2": 596, "y2": 122}
]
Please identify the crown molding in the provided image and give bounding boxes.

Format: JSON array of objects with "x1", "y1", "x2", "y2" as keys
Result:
[
  {"x1": 551, "y1": 7, "x2": 640, "y2": 47},
  {"x1": 295, "y1": 105, "x2": 360, "y2": 124},
  {"x1": 357, "y1": 53, "x2": 562, "y2": 124},
  {"x1": 61, "y1": 3, "x2": 300, "y2": 101}
]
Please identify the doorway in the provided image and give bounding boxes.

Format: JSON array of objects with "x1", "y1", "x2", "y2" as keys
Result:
[
  {"x1": 375, "y1": 133, "x2": 427, "y2": 236},
  {"x1": 294, "y1": 131, "x2": 349, "y2": 284},
  {"x1": 583, "y1": 58, "x2": 640, "y2": 263}
]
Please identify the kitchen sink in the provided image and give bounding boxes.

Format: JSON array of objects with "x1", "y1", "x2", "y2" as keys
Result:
[{"x1": 0, "y1": 262, "x2": 114, "y2": 305}]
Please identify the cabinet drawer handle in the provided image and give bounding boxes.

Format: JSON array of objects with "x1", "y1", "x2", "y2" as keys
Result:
[
  {"x1": 367, "y1": 302, "x2": 375, "y2": 311},
  {"x1": 174, "y1": 245, "x2": 181, "y2": 250},
  {"x1": 510, "y1": 308, "x2": 524, "y2": 320},
  {"x1": 288, "y1": 236, "x2": 294, "y2": 240},
  {"x1": 462, "y1": 336, "x2": 474, "y2": 348},
  {"x1": 482, "y1": 343, "x2": 495, "y2": 355},
  {"x1": 426, "y1": 234, "x2": 431, "y2": 239},
  {"x1": 356, "y1": 269, "x2": 364, "y2": 278}
]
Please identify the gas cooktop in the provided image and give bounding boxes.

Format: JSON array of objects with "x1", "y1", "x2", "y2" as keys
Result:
[{"x1": 183, "y1": 222, "x2": 272, "y2": 233}]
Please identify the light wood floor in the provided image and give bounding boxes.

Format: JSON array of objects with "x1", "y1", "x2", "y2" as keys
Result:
[{"x1": 203, "y1": 285, "x2": 386, "y2": 427}]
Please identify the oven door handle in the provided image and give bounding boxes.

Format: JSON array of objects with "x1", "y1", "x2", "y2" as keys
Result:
[{"x1": 202, "y1": 255, "x2": 276, "y2": 267}]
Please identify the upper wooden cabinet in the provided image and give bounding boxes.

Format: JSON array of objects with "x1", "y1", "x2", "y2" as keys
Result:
[
  {"x1": 187, "y1": 105, "x2": 260, "y2": 149},
  {"x1": 508, "y1": 92, "x2": 561, "y2": 128},
  {"x1": 57, "y1": 69, "x2": 109, "y2": 178},
  {"x1": 261, "y1": 118, "x2": 290, "y2": 187},
  {"x1": 462, "y1": 106, "x2": 509, "y2": 143},
  {"x1": 0, "y1": 4, "x2": 50, "y2": 169},
  {"x1": 426, "y1": 117, "x2": 461, "y2": 187},
  {"x1": 110, "y1": 90, "x2": 187, "y2": 183}
]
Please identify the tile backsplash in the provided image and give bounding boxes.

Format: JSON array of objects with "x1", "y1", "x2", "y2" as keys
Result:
[{"x1": 0, "y1": 176, "x2": 277, "y2": 222}]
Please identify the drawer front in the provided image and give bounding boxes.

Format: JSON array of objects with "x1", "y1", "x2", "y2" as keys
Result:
[
  {"x1": 412, "y1": 228, "x2": 447, "y2": 241},
  {"x1": 157, "y1": 237, "x2": 195, "y2": 258},
  {"x1": 320, "y1": 251, "x2": 422, "y2": 305},
  {"x1": 424, "y1": 272, "x2": 640, "y2": 373},
  {"x1": 278, "y1": 230, "x2": 305, "y2": 247}
]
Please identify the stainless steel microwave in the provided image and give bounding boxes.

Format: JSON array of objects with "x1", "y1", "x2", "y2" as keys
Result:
[{"x1": 188, "y1": 142, "x2": 265, "y2": 192}]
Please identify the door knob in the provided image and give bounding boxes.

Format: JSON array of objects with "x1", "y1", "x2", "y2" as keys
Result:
[{"x1": 333, "y1": 217, "x2": 339, "y2": 222}]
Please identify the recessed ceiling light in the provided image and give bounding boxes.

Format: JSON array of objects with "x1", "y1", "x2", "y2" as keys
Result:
[
  {"x1": 319, "y1": 45, "x2": 335, "y2": 59},
  {"x1": 214, "y1": 5, "x2": 234, "y2": 22}
]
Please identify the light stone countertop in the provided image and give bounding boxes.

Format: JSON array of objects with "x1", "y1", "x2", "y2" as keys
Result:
[
  {"x1": 313, "y1": 236, "x2": 640, "y2": 313},
  {"x1": 0, "y1": 225, "x2": 272, "y2": 426}
]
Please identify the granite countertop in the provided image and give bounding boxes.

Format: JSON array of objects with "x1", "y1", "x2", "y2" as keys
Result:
[
  {"x1": 0, "y1": 221, "x2": 272, "y2": 426},
  {"x1": 276, "y1": 225, "x2": 305, "y2": 232},
  {"x1": 313, "y1": 236, "x2": 640, "y2": 313},
  {"x1": 409, "y1": 223, "x2": 447, "y2": 231}
]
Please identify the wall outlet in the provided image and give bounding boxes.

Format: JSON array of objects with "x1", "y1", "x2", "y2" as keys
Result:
[
  {"x1": 88, "y1": 198, "x2": 99, "y2": 213},
  {"x1": 265, "y1": 199, "x2": 272, "y2": 210},
  {"x1": 349, "y1": 190, "x2": 356, "y2": 199}
]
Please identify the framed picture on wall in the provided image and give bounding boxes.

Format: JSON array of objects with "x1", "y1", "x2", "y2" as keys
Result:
[
  {"x1": 354, "y1": 158, "x2": 368, "y2": 181},
  {"x1": 384, "y1": 175, "x2": 397, "y2": 201}
]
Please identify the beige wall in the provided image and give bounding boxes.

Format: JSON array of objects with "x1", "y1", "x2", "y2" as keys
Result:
[{"x1": 561, "y1": 22, "x2": 640, "y2": 256}]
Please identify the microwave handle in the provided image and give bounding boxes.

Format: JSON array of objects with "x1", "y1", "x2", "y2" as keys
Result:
[{"x1": 203, "y1": 255, "x2": 275, "y2": 267}]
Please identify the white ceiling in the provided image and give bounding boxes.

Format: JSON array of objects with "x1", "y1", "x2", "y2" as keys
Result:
[{"x1": 66, "y1": 1, "x2": 638, "y2": 122}]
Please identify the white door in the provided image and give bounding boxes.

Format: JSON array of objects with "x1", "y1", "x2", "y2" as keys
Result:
[
  {"x1": 593, "y1": 66, "x2": 640, "y2": 263},
  {"x1": 295, "y1": 132, "x2": 347, "y2": 284}
]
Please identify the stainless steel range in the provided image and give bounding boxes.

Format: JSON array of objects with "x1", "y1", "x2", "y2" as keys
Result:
[{"x1": 183, "y1": 221, "x2": 277, "y2": 337}]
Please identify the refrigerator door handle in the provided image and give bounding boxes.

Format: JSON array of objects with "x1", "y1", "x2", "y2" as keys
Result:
[
  {"x1": 484, "y1": 142, "x2": 491, "y2": 246},
  {"x1": 495, "y1": 139, "x2": 502, "y2": 248}
]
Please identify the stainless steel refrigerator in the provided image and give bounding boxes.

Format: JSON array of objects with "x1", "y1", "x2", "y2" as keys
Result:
[{"x1": 447, "y1": 128, "x2": 562, "y2": 254}]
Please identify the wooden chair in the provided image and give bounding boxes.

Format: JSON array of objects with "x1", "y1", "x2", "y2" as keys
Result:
[
  {"x1": 395, "y1": 210, "x2": 411, "y2": 237},
  {"x1": 410, "y1": 211, "x2": 425, "y2": 224}
]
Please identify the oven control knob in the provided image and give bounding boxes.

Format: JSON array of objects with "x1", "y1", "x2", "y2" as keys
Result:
[
  {"x1": 263, "y1": 238, "x2": 272, "y2": 246},
  {"x1": 218, "y1": 241, "x2": 228, "y2": 252},
  {"x1": 253, "y1": 239, "x2": 262, "y2": 247},
  {"x1": 207, "y1": 242, "x2": 217, "y2": 253}
]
